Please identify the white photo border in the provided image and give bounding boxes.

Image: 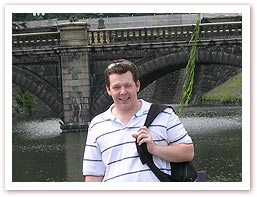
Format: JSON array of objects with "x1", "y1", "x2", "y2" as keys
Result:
[{"x1": 5, "y1": 4, "x2": 250, "y2": 191}]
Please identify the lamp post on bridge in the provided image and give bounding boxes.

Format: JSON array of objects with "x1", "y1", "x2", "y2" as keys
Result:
[{"x1": 98, "y1": 13, "x2": 105, "y2": 29}]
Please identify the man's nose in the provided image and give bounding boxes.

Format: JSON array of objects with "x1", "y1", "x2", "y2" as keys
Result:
[{"x1": 120, "y1": 86, "x2": 127, "y2": 94}]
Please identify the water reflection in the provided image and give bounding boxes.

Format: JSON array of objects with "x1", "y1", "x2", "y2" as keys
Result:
[
  {"x1": 12, "y1": 106, "x2": 242, "y2": 182},
  {"x1": 13, "y1": 119, "x2": 62, "y2": 139},
  {"x1": 189, "y1": 127, "x2": 242, "y2": 182},
  {"x1": 179, "y1": 106, "x2": 242, "y2": 182},
  {"x1": 182, "y1": 116, "x2": 242, "y2": 133},
  {"x1": 12, "y1": 118, "x2": 87, "y2": 182}
]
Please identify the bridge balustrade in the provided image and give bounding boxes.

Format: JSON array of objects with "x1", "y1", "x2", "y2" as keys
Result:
[
  {"x1": 12, "y1": 31, "x2": 60, "y2": 49},
  {"x1": 88, "y1": 25, "x2": 194, "y2": 45},
  {"x1": 12, "y1": 21, "x2": 241, "y2": 49},
  {"x1": 88, "y1": 21, "x2": 242, "y2": 45},
  {"x1": 199, "y1": 22, "x2": 241, "y2": 39}
]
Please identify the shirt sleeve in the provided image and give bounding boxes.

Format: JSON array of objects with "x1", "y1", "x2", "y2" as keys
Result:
[
  {"x1": 166, "y1": 108, "x2": 193, "y2": 145},
  {"x1": 82, "y1": 126, "x2": 105, "y2": 177}
]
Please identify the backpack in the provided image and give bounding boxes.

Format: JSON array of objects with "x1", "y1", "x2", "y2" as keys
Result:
[{"x1": 135, "y1": 103, "x2": 198, "y2": 182}]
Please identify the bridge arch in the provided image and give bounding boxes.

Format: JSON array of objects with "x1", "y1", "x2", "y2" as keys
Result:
[
  {"x1": 90, "y1": 50, "x2": 242, "y2": 116},
  {"x1": 12, "y1": 66, "x2": 64, "y2": 119}
]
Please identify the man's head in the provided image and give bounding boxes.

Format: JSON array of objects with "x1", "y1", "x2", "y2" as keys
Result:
[
  {"x1": 104, "y1": 59, "x2": 139, "y2": 88},
  {"x1": 104, "y1": 59, "x2": 140, "y2": 111}
]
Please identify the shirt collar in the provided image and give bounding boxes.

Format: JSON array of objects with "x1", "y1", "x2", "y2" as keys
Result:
[
  {"x1": 102, "y1": 99, "x2": 151, "y2": 120},
  {"x1": 102, "y1": 103, "x2": 116, "y2": 121},
  {"x1": 135, "y1": 99, "x2": 151, "y2": 117}
]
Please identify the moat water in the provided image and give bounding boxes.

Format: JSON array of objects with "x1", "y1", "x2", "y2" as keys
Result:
[{"x1": 12, "y1": 105, "x2": 242, "y2": 182}]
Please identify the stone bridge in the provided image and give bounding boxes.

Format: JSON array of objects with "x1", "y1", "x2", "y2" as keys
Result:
[{"x1": 12, "y1": 20, "x2": 242, "y2": 131}]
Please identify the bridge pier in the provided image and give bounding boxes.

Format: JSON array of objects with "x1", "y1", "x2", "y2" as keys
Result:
[{"x1": 58, "y1": 22, "x2": 90, "y2": 132}]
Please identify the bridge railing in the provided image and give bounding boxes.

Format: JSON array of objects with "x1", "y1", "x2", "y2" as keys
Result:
[
  {"x1": 199, "y1": 22, "x2": 242, "y2": 39},
  {"x1": 88, "y1": 21, "x2": 242, "y2": 45},
  {"x1": 12, "y1": 31, "x2": 60, "y2": 49},
  {"x1": 12, "y1": 21, "x2": 241, "y2": 49}
]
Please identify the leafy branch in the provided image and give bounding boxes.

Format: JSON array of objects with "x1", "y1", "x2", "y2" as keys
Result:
[{"x1": 178, "y1": 14, "x2": 201, "y2": 116}]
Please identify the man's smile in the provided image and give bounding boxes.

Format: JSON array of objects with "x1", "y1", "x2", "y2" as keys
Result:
[{"x1": 119, "y1": 96, "x2": 130, "y2": 101}]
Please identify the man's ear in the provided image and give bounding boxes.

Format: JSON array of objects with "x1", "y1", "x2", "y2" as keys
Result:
[
  {"x1": 136, "y1": 80, "x2": 140, "y2": 93},
  {"x1": 106, "y1": 85, "x2": 111, "y2": 96}
]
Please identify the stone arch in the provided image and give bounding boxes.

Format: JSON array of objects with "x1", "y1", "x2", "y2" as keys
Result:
[
  {"x1": 90, "y1": 50, "x2": 242, "y2": 117},
  {"x1": 12, "y1": 66, "x2": 64, "y2": 119},
  {"x1": 139, "y1": 50, "x2": 242, "y2": 90}
]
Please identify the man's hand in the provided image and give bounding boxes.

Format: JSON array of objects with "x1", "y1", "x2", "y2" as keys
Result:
[
  {"x1": 132, "y1": 126, "x2": 194, "y2": 163},
  {"x1": 132, "y1": 126, "x2": 156, "y2": 154}
]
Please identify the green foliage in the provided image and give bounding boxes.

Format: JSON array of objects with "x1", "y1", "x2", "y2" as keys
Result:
[
  {"x1": 201, "y1": 72, "x2": 242, "y2": 105},
  {"x1": 202, "y1": 95, "x2": 242, "y2": 105},
  {"x1": 15, "y1": 87, "x2": 36, "y2": 115},
  {"x1": 178, "y1": 14, "x2": 201, "y2": 116}
]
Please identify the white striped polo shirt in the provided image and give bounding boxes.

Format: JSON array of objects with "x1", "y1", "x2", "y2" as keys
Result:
[{"x1": 82, "y1": 99, "x2": 193, "y2": 182}]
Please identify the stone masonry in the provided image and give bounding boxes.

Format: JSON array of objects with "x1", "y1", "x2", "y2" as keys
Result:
[{"x1": 58, "y1": 22, "x2": 90, "y2": 132}]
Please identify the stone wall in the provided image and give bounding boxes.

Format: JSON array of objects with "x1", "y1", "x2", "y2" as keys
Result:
[
  {"x1": 194, "y1": 64, "x2": 241, "y2": 93},
  {"x1": 139, "y1": 64, "x2": 241, "y2": 105},
  {"x1": 139, "y1": 69, "x2": 186, "y2": 104}
]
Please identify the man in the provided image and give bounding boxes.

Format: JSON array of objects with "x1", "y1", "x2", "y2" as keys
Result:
[{"x1": 82, "y1": 59, "x2": 194, "y2": 182}]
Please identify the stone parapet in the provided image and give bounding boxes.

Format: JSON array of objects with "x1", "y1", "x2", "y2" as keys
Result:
[{"x1": 59, "y1": 22, "x2": 90, "y2": 46}]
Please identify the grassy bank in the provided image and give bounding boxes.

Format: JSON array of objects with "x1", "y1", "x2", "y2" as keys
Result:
[{"x1": 202, "y1": 72, "x2": 242, "y2": 105}]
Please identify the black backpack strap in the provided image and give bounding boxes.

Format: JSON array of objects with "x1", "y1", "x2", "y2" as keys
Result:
[
  {"x1": 136, "y1": 103, "x2": 198, "y2": 182},
  {"x1": 135, "y1": 103, "x2": 175, "y2": 182},
  {"x1": 144, "y1": 103, "x2": 168, "y2": 127},
  {"x1": 137, "y1": 103, "x2": 168, "y2": 164}
]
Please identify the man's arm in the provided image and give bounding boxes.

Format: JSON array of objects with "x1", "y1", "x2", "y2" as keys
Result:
[
  {"x1": 133, "y1": 126, "x2": 194, "y2": 162},
  {"x1": 85, "y1": 176, "x2": 104, "y2": 182},
  {"x1": 149, "y1": 143, "x2": 194, "y2": 162}
]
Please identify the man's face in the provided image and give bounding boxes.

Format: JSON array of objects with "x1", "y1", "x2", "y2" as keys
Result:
[{"x1": 106, "y1": 71, "x2": 140, "y2": 111}]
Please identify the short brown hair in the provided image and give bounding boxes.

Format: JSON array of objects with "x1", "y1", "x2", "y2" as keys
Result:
[{"x1": 104, "y1": 59, "x2": 139, "y2": 87}]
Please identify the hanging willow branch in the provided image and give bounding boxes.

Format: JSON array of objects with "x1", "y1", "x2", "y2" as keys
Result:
[{"x1": 178, "y1": 14, "x2": 201, "y2": 116}]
